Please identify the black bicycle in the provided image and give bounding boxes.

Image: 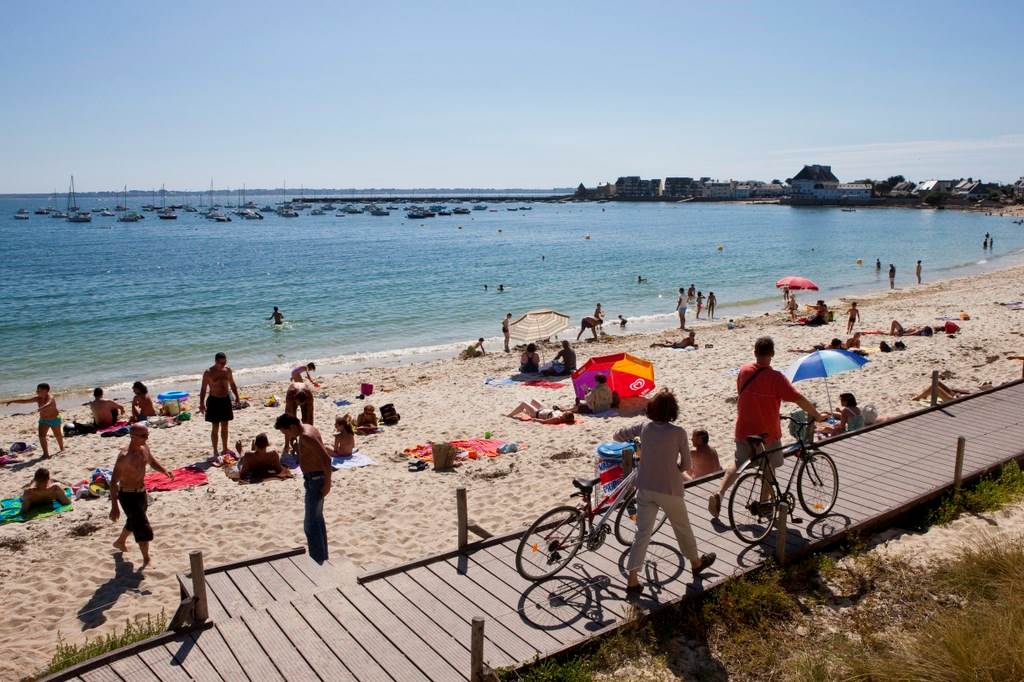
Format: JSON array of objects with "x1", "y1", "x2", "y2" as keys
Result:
[{"x1": 727, "y1": 415, "x2": 839, "y2": 544}]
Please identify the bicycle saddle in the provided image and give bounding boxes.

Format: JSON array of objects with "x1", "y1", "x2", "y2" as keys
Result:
[
  {"x1": 746, "y1": 434, "x2": 766, "y2": 446},
  {"x1": 573, "y1": 477, "x2": 600, "y2": 492}
]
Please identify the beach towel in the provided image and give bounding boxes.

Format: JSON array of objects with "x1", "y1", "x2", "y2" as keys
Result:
[
  {"x1": 331, "y1": 451, "x2": 376, "y2": 470},
  {"x1": 484, "y1": 378, "x2": 518, "y2": 387},
  {"x1": 280, "y1": 453, "x2": 300, "y2": 470},
  {"x1": 97, "y1": 421, "x2": 130, "y2": 435},
  {"x1": 522, "y1": 380, "x2": 567, "y2": 389},
  {"x1": 404, "y1": 438, "x2": 522, "y2": 462},
  {"x1": 0, "y1": 454, "x2": 19, "y2": 466},
  {"x1": 512, "y1": 413, "x2": 584, "y2": 427},
  {"x1": 144, "y1": 467, "x2": 208, "y2": 492},
  {"x1": 334, "y1": 399, "x2": 352, "y2": 406},
  {"x1": 1, "y1": 489, "x2": 73, "y2": 525}
]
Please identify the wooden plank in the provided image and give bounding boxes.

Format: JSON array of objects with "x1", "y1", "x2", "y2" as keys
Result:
[
  {"x1": 267, "y1": 555, "x2": 317, "y2": 591},
  {"x1": 135, "y1": 644, "x2": 191, "y2": 682},
  {"x1": 291, "y1": 594, "x2": 392, "y2": 682},
  {"x1": 289, "y1": 553, "x2": 353, "y2": 588},
  {"x1": 214, "y1": 618, "x2": 284, "y2": 682},
  {"x1": 226, "y1": 567, "x2": 276, "y2": 610},
  {"x1": 317, "y1": 587, "x2": 427, "y2": 681},
  {"x1": 364, "y1": 576, "x2": 470, "y2": 673},
  {"x1": 385, "y1": 571, "x2": 517, "y2": 669},
  {"x1": 265, "y1": 601, "x2": 354, "y2": 680},
  {"x1": 205, "y1": 572, "x2": 255, "y2": 618},
  {"x1": 161, "y1": 637, "x2": 223, "y2": 681},
  {"x1": 250, "y1": 561, "x2": 300, "y2": 603},
  {"x1": 240, "y1": 609, "x2": 318, "y2": 680},
  {"x1": 343, "y1": 584, "x2": 465, "y2": 680},
  {"x1": 190, "y1": 626, "x2": 246, "y2": 681},
  {"x1": 204, "y1": 547, "x2": 306, "y2": 574},
  {"x1": 108, "y1": 656, "x2": 154, "y2": 680},
  {"x1": 79, "y1": 668, "x2": 123, "y2": 682}
]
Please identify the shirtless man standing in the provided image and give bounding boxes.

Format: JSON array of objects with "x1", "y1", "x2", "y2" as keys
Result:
[
  {"x1": 274, "y1": 414, "x2": 332, "y2": 562},
  {"x1": 6, "y1": 383, "x2": 64, "y2": 458},
  {"x1": 502, "y1": 313, "x2": 513, "y2": 353},
  {"x1": 89, "y1": 387, "x2": 126, "y2": 428},
  {"x1": 110, "y1": 424, "x2": 174, "y2": 567},
  {"x1": 22, "y1": 468, "x2": 70, "y2": 510},
  {"x1": 268, "y1": 306, "x2": 284, "y2": 325},
  {"x1": 199, "y1": 352, "x2": 241, "y2": 458}
]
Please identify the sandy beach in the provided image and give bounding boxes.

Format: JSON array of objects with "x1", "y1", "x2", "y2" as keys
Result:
[{"x1": 2, "y1": 263, "x2": 1024, "y2": 679}]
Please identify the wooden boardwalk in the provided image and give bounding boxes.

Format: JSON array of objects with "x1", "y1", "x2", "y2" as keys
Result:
[{"x1": 45, "y1": 380, "x2": 1024, "y2": 681}]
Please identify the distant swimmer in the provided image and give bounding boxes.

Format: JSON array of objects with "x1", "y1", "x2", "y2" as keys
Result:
[
  {"x1": 498, "y1": 284, "x2": 505, "y2": 292},
  {"x1": 484, "y1": 284, "x2": 488, "y2": 291},
  {"x1": 269, "y1": 306, "x2": 284, "y2": 325},
  {"x1": 618, "y1": 315, "x2": 628, "y2": 328},
  {"x1": 637, "y1": 275, "x2": 647, "y2": 283},
  {"x1": 875, "y1": 258, "x2": 881, "y2": 271},
  {"x1": 888, "y1": 263, "x2": 896, "y2": 289},
  {"x1": 916, "y1": 260, "x2": 922, "y2": 284}
]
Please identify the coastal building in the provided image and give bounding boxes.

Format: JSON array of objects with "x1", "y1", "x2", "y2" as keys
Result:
[
  {"x1": 915, "y1": 179, "x2": 955, "y2": 195},
  {"x1": 1015, "y1": 177, "x2": 1024, "y2": 199},
  {"x1": 786, "y1": 165, "x2": 873, "y2": 204},
  {"x1": 889, "y1": 180, "x2": 917, "y2": 196},
  {"x1": 951, "y1": 179, "x2": 988, "y2": 200},
  {"x1": 664, "y1": 177, "x2": 698, "y2": 198},
  {"x1": 703, "y1": 181, "x2": 737, "y2": 200},
  {"x1": 752, "y1": 183, "x2": 788, "y2": 198},
  {"x1": 613, "y1": 176, "x2": 661, "y2": 199}
]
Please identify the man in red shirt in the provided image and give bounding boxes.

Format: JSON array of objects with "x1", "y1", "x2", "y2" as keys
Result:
[{"x1": 708, "y1": 336, "x2": 824, "y2": 517}]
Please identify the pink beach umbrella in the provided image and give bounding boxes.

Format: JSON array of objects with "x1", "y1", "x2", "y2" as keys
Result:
[{"x1": 775, "y1": 276, "x2": 819, "y2": 291}]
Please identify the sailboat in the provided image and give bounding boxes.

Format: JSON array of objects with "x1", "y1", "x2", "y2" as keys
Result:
[
  {"x1": 118, "y1": 185, "x2": 142, "y2": 222},
  {"x1": 157, "y1": 184, "x2": 177, "y2": 219},
  {"x1": 66, "y1": 175, "x2": 92, "y2": 222}
]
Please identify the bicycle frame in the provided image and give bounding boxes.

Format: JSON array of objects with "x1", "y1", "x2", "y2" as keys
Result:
[
  {"x1": 735, "y1": 432, "x2": 816, "y2": 512},
  {"x1": 577, "y1": 467, "x2": 638, "y2": 534}
]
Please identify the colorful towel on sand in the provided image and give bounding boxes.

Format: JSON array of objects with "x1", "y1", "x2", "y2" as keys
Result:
[
  {"x1": 1, "y1": 489, "x2": 73, "y2": 525},
  {"x1": 404, "y1": 438, "x2": 522, "y2": 462},
  {"x1": 0, "y1": 455, "x2": 20, "y2": 466},
  {"x1": 331, "y1": 451, "x2": 376, "y2": 470},
  {"x1": 97, "y1": 421, "x2": 130, "y2": 434},
  {"x1": 144, "y1": 467, "x2": 208, "y2": 492},
  {"x1": 522, "y1": 380, "x2": 567, "y2": 389}
]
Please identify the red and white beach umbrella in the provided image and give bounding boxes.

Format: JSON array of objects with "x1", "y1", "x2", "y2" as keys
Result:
[{"x1": 775, "y1": 276, "x2": 819, "y2": 291}]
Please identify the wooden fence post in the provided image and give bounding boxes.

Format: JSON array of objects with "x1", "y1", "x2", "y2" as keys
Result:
[
  {"x1": 930, "y1": 370, "x2": 940, "y2": 406},
  {"x1": 457, "y1": 487, "x2": 468, "y2": 550},
  {"x1": 954, "y1": 437, "x2": 966, "y2": 493},
  {"x1": 775, "y1": 503, "x2": 789, "y2": 565},
  {"x1": 470, "y1": 616, "x2": 485, "y2": 682},
  {"x1": 189, "y1": 551, "x2": 209, "y2": 623}
]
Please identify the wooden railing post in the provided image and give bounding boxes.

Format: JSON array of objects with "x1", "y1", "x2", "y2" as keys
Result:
[
  {"x1": 954, "y1": 437, "x2": 966, "y2": 493},
  {"x1": 470, "y1": 616, "x2": 485, "y2": 682},
  {"x1": 930, "y1": 370, "x2": 940, "y2": 406},
  {"x1": 457, "y1": 487, "x2": 468, "y2": 550},
  {"x1": 775, "y1": 503, "x2": 789, "y2": 565},
  {"x1": 189, "y1": 551, "x2": 208, "y2": 623}
]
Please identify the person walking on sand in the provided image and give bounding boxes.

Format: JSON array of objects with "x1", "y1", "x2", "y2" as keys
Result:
[
  {"x1": 675, "y1": 288, "x2": 688, "y2": 330},
  {"x1": 268, "y1": 306, "x2": 284, "y2": 325},
  {"x1": 707, "y1": 291, "x2": 717, "y2": 320},
  {"x1": 199, "y1": 352, "x2": 241, "y2": 458},
  {"x1": 888, "y1": 264, "x2": 896, "y2": 289},
  {"x1": 613, "y1": 389, "x2": 717, "y2": 594},
  {"x1": 696, "y1": 291, "x2": 705, "y2": 319},
  {"x1": 502, "y1": 313, "x2": 512, "y2": 353},
  {"x1": 916, "y1": 260, "x2": 922, "y2": 285},
  {"x1": 846, "y1": 301, "x2": 861, "y2": 335},
  {"x1": 6, "y1": 383, "x2": 64, "y2": 458},
  {"x1": 274, "y1": 414, "x2": 332, "y2": 563},
  {"x1": 109, "y1": 424, "x2": 174, "y2": 568},
  {"x1": 707, "y1": 337, "x2": 825, "y2": 518}
]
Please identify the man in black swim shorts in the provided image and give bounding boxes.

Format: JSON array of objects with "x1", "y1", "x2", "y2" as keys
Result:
[{"x1": 199, "y1": 352, "x2": 241, "y2": 458}]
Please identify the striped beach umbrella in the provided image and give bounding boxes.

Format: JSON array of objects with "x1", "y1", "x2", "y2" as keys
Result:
[{"x1": 572, "y1": 353, "x2": 655, "y2": 401}]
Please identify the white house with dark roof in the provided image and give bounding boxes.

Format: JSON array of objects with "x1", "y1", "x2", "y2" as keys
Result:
[
  {"x1": 787, "y1": 165, "x2": 872, "y2": 204},
  {"x1": 1015, "y1": 177, "x2": 1024, "y2": 199}
]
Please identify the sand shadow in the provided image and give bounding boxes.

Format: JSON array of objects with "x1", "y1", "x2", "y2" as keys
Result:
[{"x1": 77, "y1": 553, "x2": 145, "y2": 629}]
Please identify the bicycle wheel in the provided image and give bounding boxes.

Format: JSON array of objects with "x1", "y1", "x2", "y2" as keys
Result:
[
  {"x1": 613, "y1": 490, "x2": 669, "y2": 547},
  {"x1": 515, "y1": 505, "x2": 586, "y2": 581},
  {"x1": 797, "y1": 451, "x2": 839, "y2": 518},
  {"x1": 728, "y1": 469, "x2": 778, "y2": 544}
]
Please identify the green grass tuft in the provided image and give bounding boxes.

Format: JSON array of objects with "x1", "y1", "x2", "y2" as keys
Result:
[
  {"x1": 930, "y1": 461, "x2": 1024, "y2": 526},
  {"x1": 40, "y1": 611, "x2": 167, "y2": 678}
]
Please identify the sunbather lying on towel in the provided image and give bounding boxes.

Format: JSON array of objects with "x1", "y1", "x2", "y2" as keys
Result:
[
  {"x1": 789, "y1": 338, "x2": 844, "y2": 353},
  {"x1": 890, "y1": 320, "x2": 934, "y2": 337},
  {"x1": 234, "y1": 434, "x2": 289, "y2": 481},
  {"x1": 21, "y1": 467, "x2": 70, "y2": 510},
  {"x1": 507, "y1": 400, "x2": 576, "y2": 424},
  {"x1": 650, "y1": 331, "x2": 697, "y2": 349}
]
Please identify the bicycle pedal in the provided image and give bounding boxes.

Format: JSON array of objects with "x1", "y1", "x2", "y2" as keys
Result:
[{"x1": 791, "y1": 517, "x2": 804, "y2": 524}]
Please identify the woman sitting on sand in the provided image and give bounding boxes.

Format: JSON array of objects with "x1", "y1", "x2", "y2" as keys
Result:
[
  {"x1": 356, "y1": 405, "x2": 379, "y2": 434},
  {"x1": 235, "y1": 434, "x2": 288, "y2": 481},
  {"x1": 334, "y1": 415, "x2": 356, "y2": 457},
  {"x1": 806, "y1": 300, "x2": 828, "y2": 326},
  {"x1": 612, "y1": 389, "x2": 716, "y2": 594},
  {"x1": 519, "y1": 343, "x2": 541, "y2": 373},
  {"x1": 820, "y1": 393, "x2": 865, "y2": 437}
]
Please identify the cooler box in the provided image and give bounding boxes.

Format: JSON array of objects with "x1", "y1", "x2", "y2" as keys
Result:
[{"x1": 594, "y1": 441, "x2": 635, "y2": 500}]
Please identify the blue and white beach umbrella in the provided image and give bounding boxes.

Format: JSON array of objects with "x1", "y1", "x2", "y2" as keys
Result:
[{"x1": 784, "y1": 349, "x2": 869, "y2": 411}]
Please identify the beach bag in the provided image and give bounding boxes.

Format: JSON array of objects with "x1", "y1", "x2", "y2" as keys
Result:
[
  {"x1": 432, "y1": 443, "x2": 457, "y2": 470},
  {"x1": 944, "y1": 321, "x2": 960, "y2": 334},
  {"x1": 862, "y1": 404, "x2": 879, "y2": 426},
  {"x1": 360, "y1": 383, "x2": 374, "y2": 396},
  {"x1": 788, "y1": 410, "x2": 814, "y2": 445},
  {"x1": 879, "y1": 341, "x2": 892, "y2": 353},
  {"x1": 379, "y1": 403, "x2": 400, "y2": 425}
]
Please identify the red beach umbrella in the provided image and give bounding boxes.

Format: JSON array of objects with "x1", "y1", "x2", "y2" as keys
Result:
[
  {"x1": 571, "y1": 353, "x2": 656, "y2": 401},
  {"x1": 775, "y1": 276, "x2": 819, "y2": 291}
]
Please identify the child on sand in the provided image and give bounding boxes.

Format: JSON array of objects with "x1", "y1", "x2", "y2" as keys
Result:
[
  {"x1": 6, "y1": 383, "x2": 64, "y2": 458},
  {"x1": 21, "y1": 468, "x2": 70, "y2": 510},
  {"x1": 786, "y1": 296, "x2": 799, "y2": 322},
  {"x1": 333, "y1": 415, "x2": 356, "y2": 456},
  {"x1": 846, "y1": 301, "x2": 861, "y2": 335},
  {"x1": 110, "y1": 424, "x2": 174, "y2": 568},
  {"x1": 356, "y1": 405, "x2": 378, "y2": 433}
]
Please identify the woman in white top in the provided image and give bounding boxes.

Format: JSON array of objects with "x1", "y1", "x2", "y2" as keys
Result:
[
  {"x1": 613, "y1": 389, "x2": 716, "y2": 595},
  {"x1": 675, "y1": 288, "x2": 688, "y2": 330}
]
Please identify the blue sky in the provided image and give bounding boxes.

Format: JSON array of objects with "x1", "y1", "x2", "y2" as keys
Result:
[{"x1": 2, "y1": 1, "x2": 1022, "y2": 192}]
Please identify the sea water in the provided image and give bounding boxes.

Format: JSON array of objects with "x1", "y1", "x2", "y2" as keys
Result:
[{"x1": 1, "y1": 197, "x2": 1021, "y2": 398}]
